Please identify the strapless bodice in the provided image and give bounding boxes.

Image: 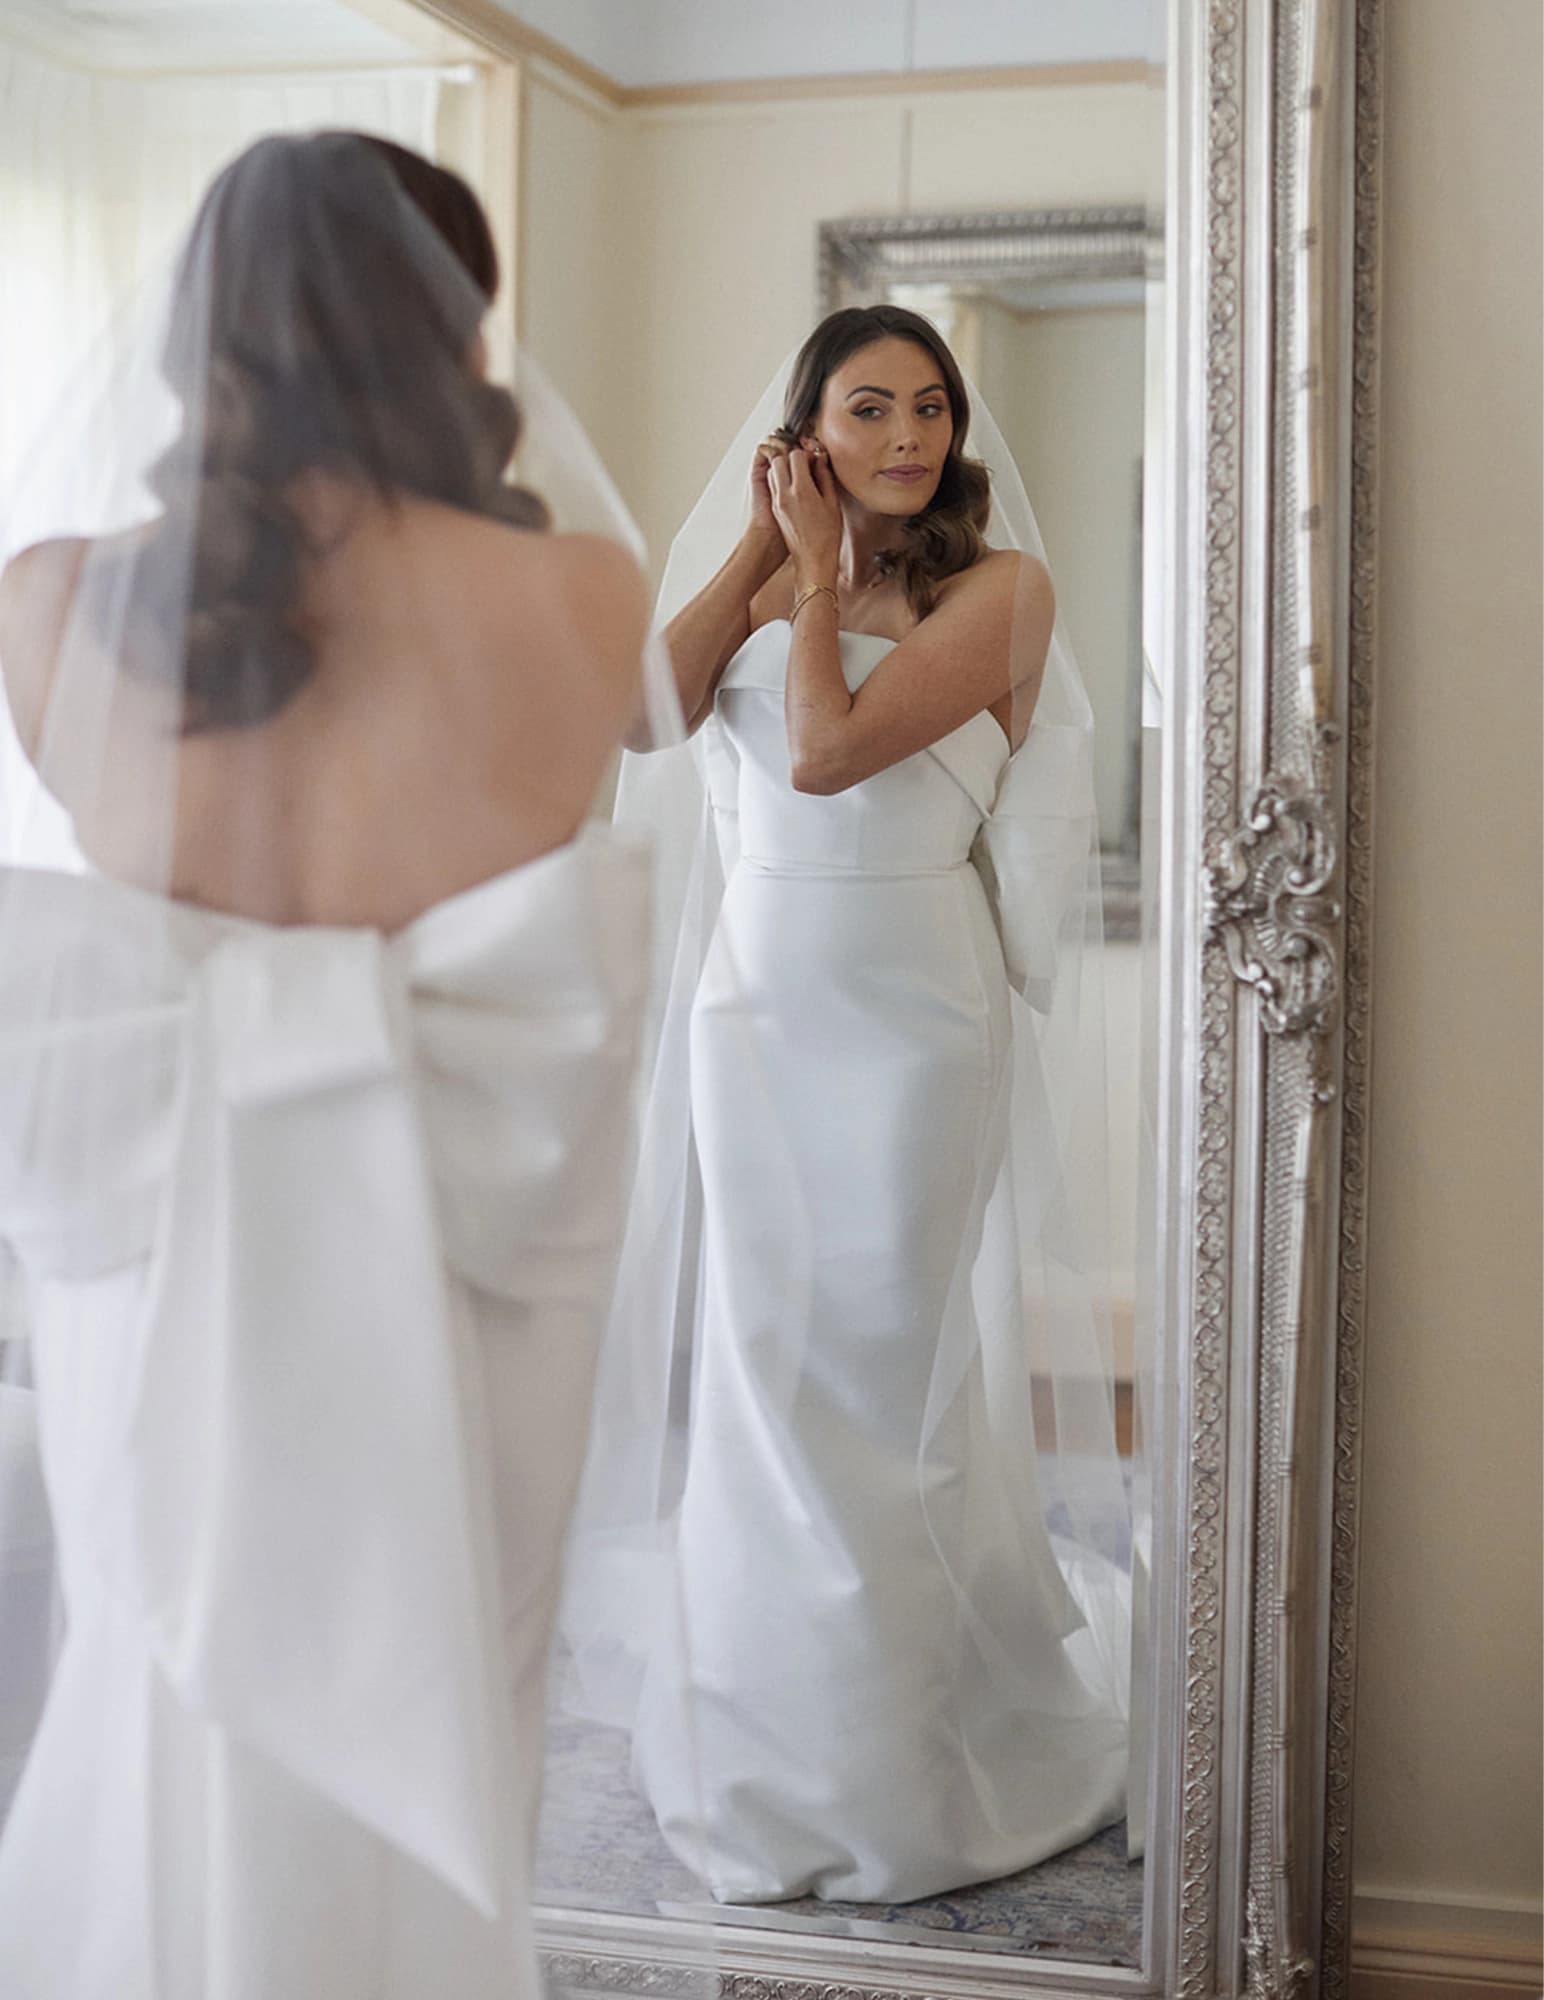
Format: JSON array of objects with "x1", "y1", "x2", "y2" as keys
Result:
[
  {"x1": 709, "y1": 622, "x2": 1009, "y2": 873},
  {"x1": 705, "y1": 621, "x2": 1100, "y2": 1014}
]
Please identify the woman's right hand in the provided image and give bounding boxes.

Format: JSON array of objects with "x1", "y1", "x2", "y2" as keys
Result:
[
  {"x1": 659, "y1": 440, "x2": 792, "y2": 738},
  {"x1": 750, "y1": 434, "x2": 793, "y2": 546}
]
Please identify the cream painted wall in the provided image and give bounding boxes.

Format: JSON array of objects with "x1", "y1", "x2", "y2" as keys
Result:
[
  {"x1": 605, "y1": 91, "x2": 914, "y2": 569},
  {"x1": 990, "y1": 302, "x2": 1145, "y2": 843},
  {"x1": 517, "y1": 68, "x2": 629, "y2": 465},
  {"x1": 539, "y1": 77, "x2": 1160, "y2": 575},
  {"x1": 620, "y1": 77, "x2": 1152, "y2": 564},
  {"x1": 1352, "y1": 0, "x2": 1543, "y2": 1942}
]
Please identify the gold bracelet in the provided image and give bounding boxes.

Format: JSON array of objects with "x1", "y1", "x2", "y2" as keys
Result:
[{"x1": 790, "y1": 582, "x2": 838, "y2": 624}]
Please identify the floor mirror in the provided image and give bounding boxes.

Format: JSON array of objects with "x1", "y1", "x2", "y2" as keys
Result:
[{"x1": 391, "y1": 1, "x2": 1383, "y2": 1993}]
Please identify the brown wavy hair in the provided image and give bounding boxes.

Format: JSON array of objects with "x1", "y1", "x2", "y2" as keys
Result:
[
  {"x1": 777, "y1": 305, "x2": 992, "y2": 619},
  {"x1": 138, "y1": 131, "x2": 547, "y2": 733}
]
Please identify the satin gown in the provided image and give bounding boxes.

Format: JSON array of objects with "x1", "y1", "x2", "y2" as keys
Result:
[
  {"x1": 632, "y1": 624, "x2": 1126, "y2": 1905},
  {"x1": 0, "y1": 828, "x2": 649, "y2": 1999}
]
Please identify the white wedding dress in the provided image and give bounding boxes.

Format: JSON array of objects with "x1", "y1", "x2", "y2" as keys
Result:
[
  {"x1": 0, "y1": 827, "x2": 649, "y2": 1998},
  {"x1": 632, "y1": 624, "x2": 1126, "y2": 1905}
]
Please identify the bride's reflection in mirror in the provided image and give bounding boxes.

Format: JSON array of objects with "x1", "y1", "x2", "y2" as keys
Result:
[
  {"x1": 557, "y1": 304, "x2": 1133, "y2": 1911},
  {"x1": 518, "y1": 10, "x2": 1166, "y2": 1962},
  {"x1": 596, "y1": 300, "x2": 1128, "y2": 1904}
]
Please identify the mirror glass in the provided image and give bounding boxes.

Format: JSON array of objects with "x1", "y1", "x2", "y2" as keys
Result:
[{"x1": 504, "y1": 0, "x2": 1170, "y2": 1973}]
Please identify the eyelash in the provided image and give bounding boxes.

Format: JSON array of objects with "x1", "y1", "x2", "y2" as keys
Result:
[{"x1": 854, "y1": 403, "x2": 947, "y2": 420}]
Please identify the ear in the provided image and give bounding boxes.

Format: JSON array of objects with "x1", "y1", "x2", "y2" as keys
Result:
[{"x1": 800, "y1": 434, "x2": 825, "y2": 459}]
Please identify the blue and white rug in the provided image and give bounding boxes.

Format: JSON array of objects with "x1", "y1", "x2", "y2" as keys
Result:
[{"x1": 535, "y1": 1703, "x2": 1142, "y2": 1967}]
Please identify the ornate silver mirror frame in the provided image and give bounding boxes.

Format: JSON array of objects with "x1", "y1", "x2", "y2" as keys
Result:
[
  {"x1": 1150, "y1": 1, "x2": 1379, "y2": 1996},
  {"x1": 517, "y1": 1, "x2": 1382, "y2": 1996}
]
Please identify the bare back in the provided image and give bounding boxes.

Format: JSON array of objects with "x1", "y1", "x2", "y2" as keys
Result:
[{"x1": 0, "y1": 497, "x2": 647, "y2": 933}]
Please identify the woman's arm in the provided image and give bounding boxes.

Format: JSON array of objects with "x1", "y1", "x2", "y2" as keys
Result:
[
  {"x1": 770, "y1": 452, "x2": 1054, "y2": 795},
  {"x1": 0, "y1": 539, "x2": 88, "y2": 759},
  {"x1": 631, "y1": 430, "x2": 798, "y2": 749},
  {"x1": 657, "y1": 521, "x2": 788, "y2": 738}
]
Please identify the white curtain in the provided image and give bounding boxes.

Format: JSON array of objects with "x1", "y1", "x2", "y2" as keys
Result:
[
  {"x1": 0, "y1": 38, "x2": 475, "y2": 852},
  {"x1": 0, "y1": 47, "x2": 458, "y2": 480}
]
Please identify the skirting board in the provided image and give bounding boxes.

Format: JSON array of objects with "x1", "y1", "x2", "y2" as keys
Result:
[
  {"x1": 1352, "y1": 1974, "x2": 1541, "y2": 1999},
  {"x1": 1352, "y1": 1892, "x2": 1543, "y2": 1999}
]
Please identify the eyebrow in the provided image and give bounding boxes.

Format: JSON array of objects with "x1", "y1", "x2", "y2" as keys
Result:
[{"x1": 843, "y1": 382, "x2": 948, "y2": 401}]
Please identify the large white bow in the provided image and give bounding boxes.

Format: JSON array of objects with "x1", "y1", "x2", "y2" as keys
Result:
[{"x1": 0, "y1": 836, "x2": 649, "y2": 1914}]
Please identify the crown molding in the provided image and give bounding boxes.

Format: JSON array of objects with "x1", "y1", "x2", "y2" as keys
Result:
[
  {"x1": 383, "y1": 0, "x2": 622, "y2": 98},
  {"x1": 621, "y1": 59, "x2": 1153, "y2": 109}
]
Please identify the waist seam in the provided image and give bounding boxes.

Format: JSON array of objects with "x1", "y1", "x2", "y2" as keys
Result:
[{"x1": 735, "y1": 855, "x2": 974, "y2": 881}]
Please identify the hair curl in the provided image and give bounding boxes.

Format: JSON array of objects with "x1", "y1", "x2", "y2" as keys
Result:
[
  {"x1": 777, "y1": 304, "x2": 991, "y2": 620},
  {"x1": 137, "y1": 131, "x2": 547, "y2": 733}
]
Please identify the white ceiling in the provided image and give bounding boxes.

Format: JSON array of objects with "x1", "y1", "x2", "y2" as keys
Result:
[
  {"x1": 1, "y1": 0, "x2": 442, "y2": 71},
  {"x1": 1, "y1": 0, "x2": 1166, "y2": 85},
  {"x1": 493, "y1": 0, "x2": 1164, "y2": 89}
]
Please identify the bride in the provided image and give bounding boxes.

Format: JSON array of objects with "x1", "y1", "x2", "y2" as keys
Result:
[
  {"x1": 571, "y1": 305, "x2": 1132, "y2": 1906},
  {"x1": 0, "y1": 133, "x2": 661, "y2": 1997}
]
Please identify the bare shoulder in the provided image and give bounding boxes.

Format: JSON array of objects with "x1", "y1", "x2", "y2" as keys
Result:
[
  {"x1": 0, "y1": 537, "x2": 90, "y2": 752},
  {"x1": 931, "y1": 549, "x2": 1053, "y2": 677},
  {"x1": 435, "y1": 514, "x2": 649, "y2": 662},
  {"x1": 934, "y1": 545, "x2": 1053, "y2": 619},
  {"x1": 525, "y1": 533, "x2": 651, "y2": 700},
  {"x1": 537, "y1": 531, "x2": 649, "y2": 625},
  {"x1": 0, "y1": 536, "x2": 89, "y2": 634}
]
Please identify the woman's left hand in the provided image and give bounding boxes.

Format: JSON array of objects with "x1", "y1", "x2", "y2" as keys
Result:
[{"x1": 767, "y1": 445, "x2": 842, "y2": 584}]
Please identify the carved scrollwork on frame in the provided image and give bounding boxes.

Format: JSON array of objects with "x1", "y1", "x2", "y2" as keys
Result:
[
  {"x1": 545, "y1": 1956, "x2": 708, "y2": 1999},
  {"x1": 1175, "y1": 4, "x2": 1246, "y2": 1989},
  {"x1": 1244, "y1": 1891, "x2": 1315, "y2": 2000},
  {"x1": 725, "y1": 1984, "x2": 916, "y2": 2000},
  {"x1": 545, "y1": 1962, "x2": 947, "y2": 2000},
  {"x1": 1229, "y1": 0, "x2": 1374, "y2": 1991},
  {"x1": 1205, "y1": 769, "x2": 1343, "y2": 1053},
  {"x1": 1320, "y1": 3, "x2": 1384, "y2": 1992}
]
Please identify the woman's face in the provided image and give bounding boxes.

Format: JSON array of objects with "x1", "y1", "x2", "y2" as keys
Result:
[{"x1": 808, "y1": 336, "x2": 954, "y2": 518}]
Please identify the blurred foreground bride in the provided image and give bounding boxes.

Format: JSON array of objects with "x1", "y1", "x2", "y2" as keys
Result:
[{"x1": 0, "y1": 133, "x2": 662, "y2": 1998}]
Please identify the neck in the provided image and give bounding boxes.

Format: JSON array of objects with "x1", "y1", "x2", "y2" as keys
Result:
[{"x1": 836, "y1": 495, "x2": 908, "y2": 592}]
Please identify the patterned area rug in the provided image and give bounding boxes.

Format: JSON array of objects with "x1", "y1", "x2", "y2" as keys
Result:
[{"x1": 534, "y1": 1703, "x2": 1143, "y2": 1967}]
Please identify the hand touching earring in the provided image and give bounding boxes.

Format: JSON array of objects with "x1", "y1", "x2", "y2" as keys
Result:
[
  {"x1": 750, "y1": 433, "x2": 793, "y2": 546},
  {"x1": 767, "y1": 440, "x2": 842, "y2": 592}
]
